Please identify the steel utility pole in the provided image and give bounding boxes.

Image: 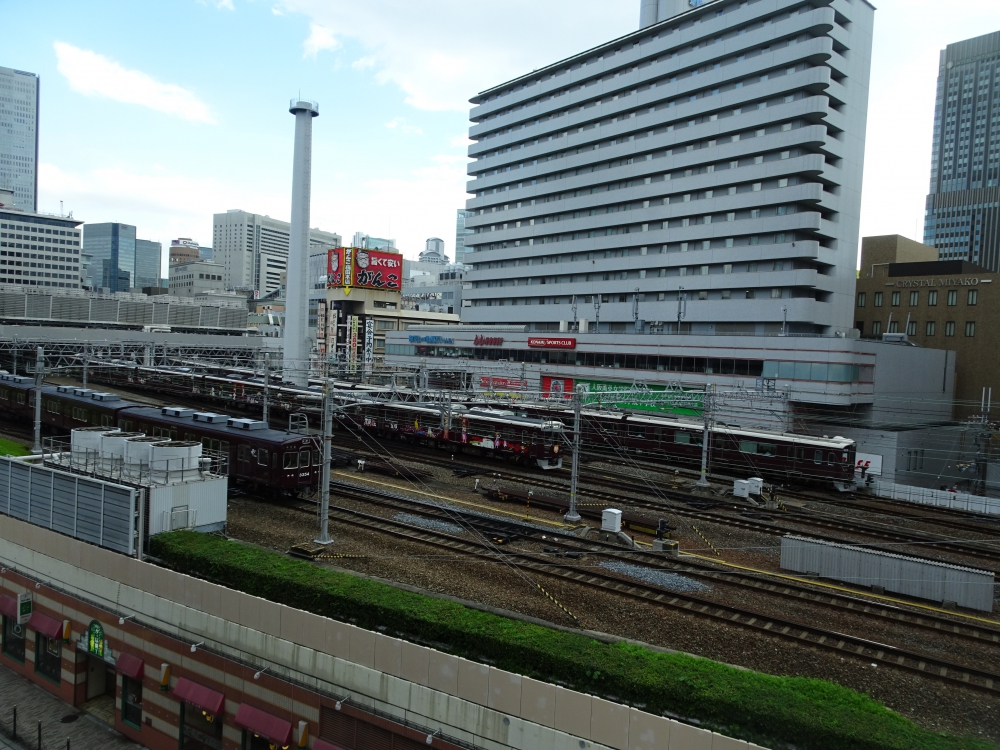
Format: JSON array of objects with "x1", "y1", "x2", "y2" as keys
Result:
[
  {"x1": 565, "y1": 385, "x2": 584, "y2": 523},
  {"x1": 82, "y1": 343, "x2": 88, "y2": 388},
  {"x1": 315, "y1": 371, "x2": 333, "y2": 545},
  {"x1": 32, "y1": 346, "x2": 43, "y2": 454},
  {"x1": 696, "y1": 384, "x2": 712, "y2": 487},
  {"x1": 261, "y1": 351, "x2": 270, "y2": 426}
]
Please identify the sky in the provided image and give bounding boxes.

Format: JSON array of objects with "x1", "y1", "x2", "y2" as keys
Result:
[{"x1": 3, "y1": 0, "x2": 1000, "y2": 279}]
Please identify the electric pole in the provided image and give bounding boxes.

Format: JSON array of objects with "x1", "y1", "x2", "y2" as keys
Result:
[
  {"x1": 261, "y1": 351, "x2": 270, "y2": 426},
  {"x1": 315, "y1": 368, "x2": 333, "y2": 545},
  {"x1": 32, "y1": 346, "x2": 43, "y2": 454},
  {"x1": 565, "y1": 384, "x2": 583, "y2": 523},
  {"x1": 82, "y1": 343, "x2": 89, "y2": 388},
  {"x1": 696, "y1": 384, "x2": 712, "y2": 487}
]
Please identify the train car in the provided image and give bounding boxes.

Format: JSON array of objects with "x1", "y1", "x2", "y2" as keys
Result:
[
  {"x1": 0, "y1": 376, "x2": 320, "y2": 495},
  {"x1": 510, "y1": 403, "x2": 856, "y2": 487},
  {"x1": 340, "y1": 401, "x2": 565, "y2": 470}
]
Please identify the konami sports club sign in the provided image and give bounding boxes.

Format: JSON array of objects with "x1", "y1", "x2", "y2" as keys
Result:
[{"x1": 528, "y1": 337, "x2": 577, "y2": 349}]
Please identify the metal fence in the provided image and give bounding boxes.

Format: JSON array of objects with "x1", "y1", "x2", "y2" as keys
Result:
[
  {"x1": 780, "y1": 534, "x2": 995, "y2": 612},
  {"x1": 871, "y1": 479, "x2": 1000, "y2": 516},
  {"x1": 0, "y1": 457, "x2": 135, "y2": 555}
]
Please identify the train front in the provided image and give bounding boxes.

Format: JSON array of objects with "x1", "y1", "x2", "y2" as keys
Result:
[{"x1": 536, "y1": 419, "x2": 565, "y2": 470}]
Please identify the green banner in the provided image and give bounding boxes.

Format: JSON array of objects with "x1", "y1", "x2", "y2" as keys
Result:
[{"x1": 577, "y1": 379, "x2": 703, "y2": 416}]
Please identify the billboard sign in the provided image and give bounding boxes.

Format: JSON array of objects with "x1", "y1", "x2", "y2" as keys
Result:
[
  {"x1": 479, "y1": 376, "x2": 527, "y2": 390},
  {"x1": 855, "y1": 453, "x2": 882, "y2": 477},
  {"x1": 16, "y1": 593, "x2": 31, "y2": 626},
  {"x1": 541, "y1": 376, "x2": 703, "y2": 416},
  {"x1": 363, "y1": 319, "x2": 375, "y2": 371},
  {"x1": 528, "y1": 337, "x2": 576, "y2": 349},
  {"x1": 349, "y1": 316, "x2": 359, "y2": 371},
  {"x1": 327, "y1": 248, "x2": 345, "y2": 288},
  {"x1": 352, "y1": 249, "x2": 402, "y2": 291}
]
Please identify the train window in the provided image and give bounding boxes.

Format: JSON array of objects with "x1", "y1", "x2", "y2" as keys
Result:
[
  {"x1": 299, "y1": 450, "x2": 311, "y2": 467},
  {"x1": 828, "y1": 452, "x2": 836, "y2": 465},
  {"x1": 184, "y1": 433, "x2": 196, "y2": 441},
  {"x1": 170, "y1": 429, "x2": 178, "y2": 440},
  {"x1": 674, "y1": 432, "x2": 692, "y2": 444},
  {"x1": 739, "y1": 441, "x2": 755, "y2": 454},
  {"x1": 790, "y1": 446, "x2": 804, "y2": 460},
  {"x1": 813, "y1": 450, "x2": 822, "y2": 464},
  {"x1": 14, "y1": 393, "x2": 23, "y2": 405},
  {"x1": 153, "y1": 427, "x2": 165, "y2": 438},
  {"x1": 201, "y1": 437, "x2": 211, "y2": 450},
  {"x1": 220, "y1": 441, "x2": 229, "y2": 455},
  {"x1": 101, "y1": 415, "x2": 112, "y2": 427},
  {"x1": 312, "y1": 450, "x2": 322, "y2": 466},
  {"x1": 283, "y1": 453, "x2": 298, "y2": 469},
  {"x1": 0, "y1": 388, "x2": 7, "y2": 399},
  {"x1": 45, "y1": 400, "x2": 60, "y2": 414},
  {"x1": 238, "y1": 444, "x2": 250, "y2": 461},
  {"x1": 758, "y1": 443, "x2": 776, "y2": 457},
  {"x1": 627, "y1": 425, "x2": 646, "y2": 438},
  {"x1": 258, "y1": 448, "x2": 269, "y2": 467}
]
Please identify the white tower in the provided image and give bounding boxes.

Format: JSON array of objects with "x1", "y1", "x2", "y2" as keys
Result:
[{"x1": 283, "y1": 99, "x2": 319, "y2": 386}]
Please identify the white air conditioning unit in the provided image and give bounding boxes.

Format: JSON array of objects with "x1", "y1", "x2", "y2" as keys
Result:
[
  {"x1": 227, "y1": 418, "x2": 267, "y2": 431},
  {"x1": 57, "y1": 386, "x2": 73, "y2": 393},
  {"x1": 91, "y1": 392, "x2": 120, "y2": 402},
  {"x1": 73, "y1": 388, "x2": 92, "y2": 397},
  {"x1": 162, "y1": 407, "x2": 196, "y2": 418},
  {"x1": 193, "y1": 412, "x2": 229, "y2": 424}
]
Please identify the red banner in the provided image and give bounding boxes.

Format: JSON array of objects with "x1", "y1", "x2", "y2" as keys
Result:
[
  {"x1": 352, "y1": 248, "x2": 402, "y2": 291},
  {"x1": 528, "y1": 337, "x2": 576, "y2": 349},
  {"x1": 542, "y1": 376, "x2": 574, "y2": 398},
  {"x1": 479, "y1": 376, "x2": 527, "y2": 390}
]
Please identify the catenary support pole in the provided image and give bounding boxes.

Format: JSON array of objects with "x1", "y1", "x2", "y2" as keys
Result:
[
  {"x1": 82, "y1": 343, "x2": 88, "y2": 388},
  {"x1": 32, "y1": 346, "x2": 43, "y2": 454},
  {"x1": 564, "y1": 385, "x2": 583, "y2": 523},
  {"x1": 315, "y1": 370, "x2": 333, "y2": 545},
  {"x1": 696, "y1": 385, "x2": 712, "y2": 487},
  {"x1": 261, "y1": 351, "x2": 270, "y2": 426}
]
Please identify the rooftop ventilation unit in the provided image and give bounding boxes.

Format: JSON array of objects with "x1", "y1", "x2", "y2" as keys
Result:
[
  {"x1": 227, "y1": 418, "x2": 267, "y2": 431},
  {"x1": 2, "y1": 375, "x2": 27, "y2": 383},
  {"x1": 193, "y1": 412, "x2": 229, "y2": 424},
  {"x1": 57, "y1": 386, "x2": 73, "y2": 393},
  {"x1": 73, "y1": 388, "x2": 93, "y2": 397},
  {"x1": 91, "y1": 392, "x2": 120, "y2": 402},
  {"x1": 162, "y1": 407, "x2": 196, "y2": 418}
]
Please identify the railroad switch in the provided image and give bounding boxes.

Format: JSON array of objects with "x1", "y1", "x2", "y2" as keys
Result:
[{"x1": 287, "y1": 542, "x2": 329, "y2": 560}]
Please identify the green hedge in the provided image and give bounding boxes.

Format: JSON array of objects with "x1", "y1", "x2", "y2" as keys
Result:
[
  {"x1": 151, "y1": 531, "x2": 995, "y2": 750},
  {"x1": 0, "y1": 438, "x2": 30, "y2": 457}
]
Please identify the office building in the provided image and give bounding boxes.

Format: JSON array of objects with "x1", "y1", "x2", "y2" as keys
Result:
[
  {"x1": 168, "y1": 259, "x2": 226, "y2": 298},
  {"x1": 455, "y1": 208, "x2": 474, "y2": 264},
  {"x1": 169, "y1": 238, "x2": 200, "y2": 264},
  {"x1": 134, "y1": 239, "x2": 161, "y2": 289},
  {"x1": 402, "y1": 263, "x2": 467, "y2": 315},
  {"x1": 0, "y1": 66, "x2": 39, "y2": 213},
  {"x1": 212, "y1": 210, "x2": 339, "y2": 295},
  {"x1": 418, "y1": 236, "x2": 449, "y2": 264},
  {"x1": 463, "y1": 0, "x2": 874, "y2": 335},
  {"x1": 0, "y1": 187, "x2": 82, "y2": 288},
  {"x1": 923, "y1": 31, "x2": 1000, "y2": 270},
  {"x1": 81, "y1": 222, "x2": 137, "y2": 292},
  {"x1": 855, "y1": 234, "x2": 997, "y2": 419},
  {"x1": 352, "y1": 232, "x2": 396, "y2": 251}
]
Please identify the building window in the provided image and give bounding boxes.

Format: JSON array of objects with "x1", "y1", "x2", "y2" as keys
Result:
[
  {"x1": 890, "y1": 291, "x2": 900, "y2": 306},
  {"x1": 928, "y1": 290, "x2": 938, "y2": 306},
  {"x1": 965, "y1": 321, "x2": 976, "y2": 337},
  {"x1": 873, "y1": 292, "x2": 883, "y2": 307},
  {"x1": 1, "y1": 617, "x2": 24, "y2": 663},
  {"x1": 122, "y1": 676, "x2": 142, "y2": 728},
  {"x1": 926, "y1": 321, "x2": 936, "y2": 336},
  {"x1": 181, "y1": 703, "x2": 223, "y2": 749},
  {"x1": 968, "y1": 289, "x2": 978, "y2": 305},
  {"x1": 856, "y1": 292, "x2": 866, "y2": 307},
  {"x1": 947, "y1": 290, "x2": 958, "y2": 306},
  {"x1": 871, "y1": 321, "x2": 882, "y2": 336},
  {"x1": 945, "y1": 321, "x2": 956, "y2": 337},
  {"x1": 909, "y1": 291, "x2": 919, "y2": 306},
  {"x1": 34, "y1": 633, "x2": 60, "y2": 683},
  {"x1": 887, "y1": 320, "x2": 899, "y2": 333},
  {"x1": 906, "y1": 321, "x2": 917, "y2": 336}
]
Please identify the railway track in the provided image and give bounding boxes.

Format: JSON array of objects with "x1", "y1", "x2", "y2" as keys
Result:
[{"x1": 290, "y1": 480, "x2": 1000, "y2": 695}]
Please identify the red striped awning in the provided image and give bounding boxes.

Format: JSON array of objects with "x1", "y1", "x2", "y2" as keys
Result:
[
  {"x1": 313, "y1": 740, "x2": 347, "y2": 750},
  {"x1": 173, "y1": 677, "x2": 225, "y2": 716},
  {"x1": 29, "y1": 611, "x2": 63, "y2": 640},
  {"x1": 0, "y1": 596, "x2": 15, "y2": 619},
  {"x1": 115, "y1": 652, "x2": 144, "y2": 680},
  {"x1": 235, "y1": 704, "x2": 293, "y2": 746}
]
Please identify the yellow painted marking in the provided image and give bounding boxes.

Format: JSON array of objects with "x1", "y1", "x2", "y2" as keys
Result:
[
  {"x1": 332, "y1": 472, "x2": 571, "y2": 528},
  {"x1": 680, "y1": 551, "x2": 1000, "y2": 627}
]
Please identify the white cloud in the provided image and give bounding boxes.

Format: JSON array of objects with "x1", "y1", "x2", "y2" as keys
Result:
[
  {"x1": 384, "y1": 117, "x2": 423, "y2": 135},
  {"x1": 216, "y1": 0, "x2": 235, "y2": 10},
  {"x1": 351, "y1": 56, "x2": 376, "y2": 71},
  {"x1": 271, "y1": 6, "x2": 284, "y2": 15},
  {"x1": 279, "y1": 1, "x2": 633, "y2": 111},
  {"x1": 450, "y1": 134, "x2": 473, "y2": 148},
  {"x1": 53, "y1": 42, "x2": 215, "y2": 124},
  {"x1": 302, "y1": 22, "x2": 339, "y2": 58}
]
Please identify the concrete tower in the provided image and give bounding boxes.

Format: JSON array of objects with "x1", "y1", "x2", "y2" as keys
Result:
[
  {"x1": 283, "y1": 99, "x2": 319, "y2": 386},
  {"x1": 639, "y1": 0, "x2": 692, "y2": 28}
]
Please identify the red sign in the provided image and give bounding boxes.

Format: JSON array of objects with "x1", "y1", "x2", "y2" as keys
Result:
[
  {"x1": 528, "y1": 337, "x2": 576, "y2": 349},
  {"x1": 474, "y1": 335, "x2": 504, "y2": 346},
  {"x1": 479, "y1": 376, "x2": 527, "y2": 390},
  {"x1": 352, "y1": 248, "x2": 402, "y2": 291},
  {"x1": 542, "y1": 376, "x2": 574, "y2": 398}
]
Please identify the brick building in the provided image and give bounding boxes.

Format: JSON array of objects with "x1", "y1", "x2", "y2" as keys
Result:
[{"x1": 855, "y1": 235, "x2": 998, "y2": 419}]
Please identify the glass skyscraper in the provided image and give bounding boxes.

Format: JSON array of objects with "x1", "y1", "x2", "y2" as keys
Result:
[
  {"x1": 134, "y1": 239, "x2": 162, "y2": 289},
  {"x1": 0, "y1": 66, "x2": 40, "y2": 213},
  {"x1": 924, "y1": 31, "x2": 1000, "y2": 270},
  {"x1": 454, "y1": 209, "x2": 473, "y2": 265},
  {"x1": 82, "y1": 222, "x2": 136, "y2": 292}
]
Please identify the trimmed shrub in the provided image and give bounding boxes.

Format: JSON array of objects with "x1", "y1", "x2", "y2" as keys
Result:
[{"x1": 151, "y1": 531, "x2": 996, "y2": 750}]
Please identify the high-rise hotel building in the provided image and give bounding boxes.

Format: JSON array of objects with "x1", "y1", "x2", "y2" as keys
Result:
[
  {"x1": 923, "y1": 31, "x2": 1000, "y2": 270},
  {"x1": 462, "y1": 0, "x2": 874, "y2": 334},
  {"x1": 0, "y1": 66, "x2": 40, "y2": 213}
]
